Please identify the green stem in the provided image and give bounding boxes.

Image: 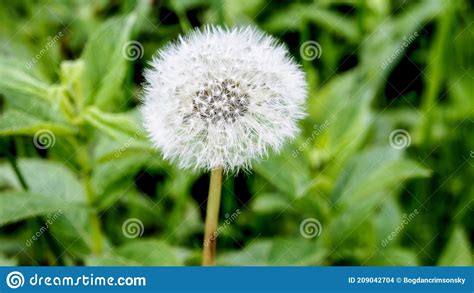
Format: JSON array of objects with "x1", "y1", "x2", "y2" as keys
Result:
[
  {"x1": 202, "y1": 167, "x2": 223, "y2": 266},
  {"x1": 78, "y1": 144, "x2": 104, "y2": 255}
]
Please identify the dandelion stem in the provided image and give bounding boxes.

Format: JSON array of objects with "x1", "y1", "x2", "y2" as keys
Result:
[{"x1": 202, "y1": 167, "x2": 223, "y2": 266}]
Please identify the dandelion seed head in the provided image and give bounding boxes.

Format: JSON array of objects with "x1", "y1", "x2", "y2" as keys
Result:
[{"x1": 142, "y1": 26, "x2": 307, "y2": 172}]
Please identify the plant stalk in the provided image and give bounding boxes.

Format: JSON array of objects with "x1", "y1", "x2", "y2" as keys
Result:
[
  {"x1": 78, "y1": 143, "x2": 103, "y2": 255},
  {"x1": 202, "y1": 167, "x2": 223, "y2": 266},
  {"x1": 84, "y1": 172, "x2": 103, "y2": 255}
]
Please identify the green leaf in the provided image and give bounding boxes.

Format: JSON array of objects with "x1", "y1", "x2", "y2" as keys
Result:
[
  {"x1": 81, "y1": 14, "x2": 138, "y2": 110},
  {"x1": 219, "y1": 238, "x2": 327, "y2": 266},
  {"x1": 223, "y1": 0, "x2": 266, "y2": 26},
  {"x1": 0, "y1": 191, "x2": 67, "y2": 226},
  {"x1": 264, "y1": 4, "x2": 360, "y2": 43},
  {"x1": 332, "y1": 147, "x2": 431, "y2": 209},
  {"x1": 305, "y1": 8, "x2": 361, "y2": 43},
  {"x1": 329, "y1": 147, "x2": 430, "y2": 248},
  {"x1": 364, "y1": 247, "x2": 419, "y2": 266},
  {"x1": 263, "y1": 4, "x2": 306, "y2": 32},
  {"x1": 251, "y1": 193, "x2": 291, "y2": 214},
  {"x1": 0, "y1": 159, "x2": 91, "y2": 254},
  {"x1": 438, "y1": 226, "x2": 472, "y2": 266},
  {"x1": 267, "y1": 238, "x2": 326, "y2": 265},
  {"x1": 4, "y1": 159, "x2": 86, "y2": 203},
  {"x1": 360, "y1": 0, "x2": 444, "y2": 82},
  {"x1": 254, "y1": 147, "x2": 313, "y2": 198},
  {"x1": 328, "y1": 204, "x2": 378, "y2": 251},
  {"x1": 48, "y1": 207, "x2": 91, "y2": 257},
  {"x1": 85, "y1": 240, "x2": 182, "y2": 266},
  {"x1": 83, "y1": 107, "x2": 147, "y2": 140},
  {"x1": 2, "y1": 88, "x2": 71, "y2": 121},
  {"x1": 89, "y1": 108, "x2": 155, "y2": 162},
  {"x1": 218, "y1": 240, "x2": 273, "y2": 266},
  {"x1": 0, "y1": 58, "x2": 50, "y2": 100},
  {"x1": 84, "y1": 253, "x2": 137, "y2": 266},
  {"x1": 447, "y1": 71, "x2": 474, "y2": 120},
  {"x1": 94, "y1": 139, "x2": 155, "y2": 163},
  {"x1": 0, "y1": 159, "x2": 86, "y2": 226},
  {"x1": 373, "y1": 197, "x2": 403, "y2": 246},
  {"x1": 0, "y1": 110, "x2": 76, "y2": 136},
  {"x1": 0, "y1": 253, "x2": 17, "y2": 266},
  {"x1": 91, "y1": 152, "x2": 154, "y2": 196},
  {"x1": 307, "y1": 70, "x2": 373, "y2": 165}
]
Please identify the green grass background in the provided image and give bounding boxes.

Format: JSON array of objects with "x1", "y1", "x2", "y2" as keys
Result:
[{"x1": 0, "y1": 0, "x2": 472, "y2": 266}]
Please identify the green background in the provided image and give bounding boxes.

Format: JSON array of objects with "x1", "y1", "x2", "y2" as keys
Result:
[{"x1": 0, "y1": 0, "x2": 472, "y2": 266}]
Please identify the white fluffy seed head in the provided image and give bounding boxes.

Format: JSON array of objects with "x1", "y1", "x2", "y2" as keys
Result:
[{"x1": 142, "y1": 25, "x2": 307, "y2": 173}]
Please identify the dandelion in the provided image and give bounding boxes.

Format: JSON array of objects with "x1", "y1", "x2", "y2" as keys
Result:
[{"x1": 142, "y1": 26, "x2": 307, "y2": 265}]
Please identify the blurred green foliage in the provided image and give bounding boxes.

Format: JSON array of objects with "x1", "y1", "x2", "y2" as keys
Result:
[{"x1": 0, "y1": 0, "x2": 472, "y2": 266}]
